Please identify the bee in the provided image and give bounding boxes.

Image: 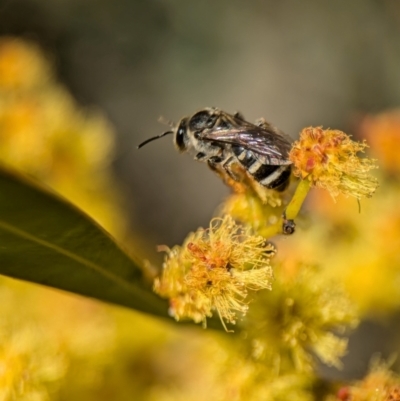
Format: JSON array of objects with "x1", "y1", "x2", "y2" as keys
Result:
[{"x1": 138, "y1": 107, "x2": 293, "y2": 192}]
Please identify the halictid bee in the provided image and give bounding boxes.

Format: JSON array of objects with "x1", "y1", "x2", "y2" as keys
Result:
[{"x1": 138, "y1": 107, "x2": 293, "y2": 192}]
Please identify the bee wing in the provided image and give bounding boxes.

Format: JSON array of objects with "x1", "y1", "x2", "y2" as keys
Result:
[{"x1": 201, "y1": 126, "x2": 292, "y2": 165}]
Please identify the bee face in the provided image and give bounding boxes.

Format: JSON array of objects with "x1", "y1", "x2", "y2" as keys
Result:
[{"x1": 173, "y1": 109, "x2": 221, "y2": 154}]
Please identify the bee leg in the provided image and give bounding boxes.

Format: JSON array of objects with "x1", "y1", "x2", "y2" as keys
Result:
[
  {"x1": 195, "y1": 152, "x2": 207, "y2": 161},
  {"x1": 207, "y1": 156, "x2": 222, "y2": 166},
  {"x1": 234, "y1": 111, "x2": 245, "y2": 120},
  {"x1": 221, "y1": 156, "x2": 240, "y2": 182},
  {"x1": 207, "y1": 156, "x2": 223, "y2": 175},
  {"x1": 261, "y1": 240, "x2": 276, "y2": 257},
  {"x1": 282, "y1": 210, "x2": 296, "y2": 235}
]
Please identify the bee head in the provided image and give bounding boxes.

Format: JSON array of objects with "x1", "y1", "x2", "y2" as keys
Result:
[
  {"x1": 173, "y1": 108, "x2": 219, "y2": 152},
  {"x1": 137, "y1": 108, "x2": 219, "y2": 152}
]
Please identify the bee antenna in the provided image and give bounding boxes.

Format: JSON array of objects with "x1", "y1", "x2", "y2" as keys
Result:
[{"x1": 137, "y1": 131, "x2": 174, "y2": 149}]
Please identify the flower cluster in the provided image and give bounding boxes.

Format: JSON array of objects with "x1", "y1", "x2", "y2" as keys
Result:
[
  {"x1": 217, "y1": 355, "x2": 315, "y2": 401},
  {"x1": 242, "y1": 265, "x2": 358, "y2": 373},
  {"x1": 154, "y1": 216, "x2": 275, "y2": 328},
  {"x1": 289, "y1": 127, "x2": 378, "y2": 200}
]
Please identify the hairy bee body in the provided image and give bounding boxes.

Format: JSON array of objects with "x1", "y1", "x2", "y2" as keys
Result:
[{"x1": 139, "y1": 107, "x2": 293, "y2": 192}]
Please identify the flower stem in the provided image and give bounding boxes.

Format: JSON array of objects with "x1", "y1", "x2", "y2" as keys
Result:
[
  {"x1": 285, "y1": 179, "x2": 311, "y2": 220},
  {"x1": 259, "y1": 179, "x2": 311, "y2": 238}
]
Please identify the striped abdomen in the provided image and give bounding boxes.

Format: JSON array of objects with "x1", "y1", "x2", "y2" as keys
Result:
[{"x1": 232, "y1": 146, "x2": 291, "y2": 191}]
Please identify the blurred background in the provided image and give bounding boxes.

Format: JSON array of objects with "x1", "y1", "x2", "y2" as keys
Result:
[
  {"x1": 1, "y1": 0, "x2": 399, "y2": 249},
  {"x1": 1, "y1": 1, "x2": 400, "y2": 399}
]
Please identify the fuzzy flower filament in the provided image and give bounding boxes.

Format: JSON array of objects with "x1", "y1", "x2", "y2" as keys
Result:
[
  {"x1": 289, "y1": 127, "x2": 378, "y2": 199},
  {"x1": 154, "y1": 216, "x2": 275, "y2": 329}
]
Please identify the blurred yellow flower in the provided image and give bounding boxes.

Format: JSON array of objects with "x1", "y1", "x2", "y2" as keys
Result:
[
  {"x1": 242, "y1": 265, "x2": 358, "y2": 373},
  {"x1": 0, "y1": 38, "x2": 49, "y2": 91},
  {"x1": 0, "y1": 37, "x2": 124, "y2": 237},
  {"x1": 289, "y1": 127, "x2": 378, "y2": 200},
  {"x1": 298, "y1": 185, "x2": 400, "y2": 317},
  {"x1": 154, "y1": 215, "x2": 275, "y2": 328},
  {"x1": 217, "y1": 355, "x2": 315, "y2": 401},
  {"x1": 359, "y1": 109, "x2": 400, "y2": 174},
  {"x1": 0, "y1": 277, "x2": 117, "y2": 401},
  {"x1": 222, "y1": 192, "x2": 285, "y2": 238}
]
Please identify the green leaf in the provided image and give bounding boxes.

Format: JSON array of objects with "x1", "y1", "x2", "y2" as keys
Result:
[{"x1": 0, "y1": 167, "x2": 170, "y2": 319}]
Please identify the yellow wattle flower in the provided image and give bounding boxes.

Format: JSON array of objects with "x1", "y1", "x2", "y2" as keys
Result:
[
  {"x1": 154, "y1": 215, "x2": 275, "y2": 329},
  {"x1": 289, "y1": 127, "x2": 378, "y2": 200},
  {"x1": 242, "y1": 264, "x2": 358, "y2": 373}
]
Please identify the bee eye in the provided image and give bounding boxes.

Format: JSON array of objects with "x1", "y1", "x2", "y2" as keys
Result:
[
  {"x1": 194, "y1": 132, "x2": 201, "y2": 139},
  {"x1": 175, "y1": 119, "x2": 188, "y2": 151}
]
